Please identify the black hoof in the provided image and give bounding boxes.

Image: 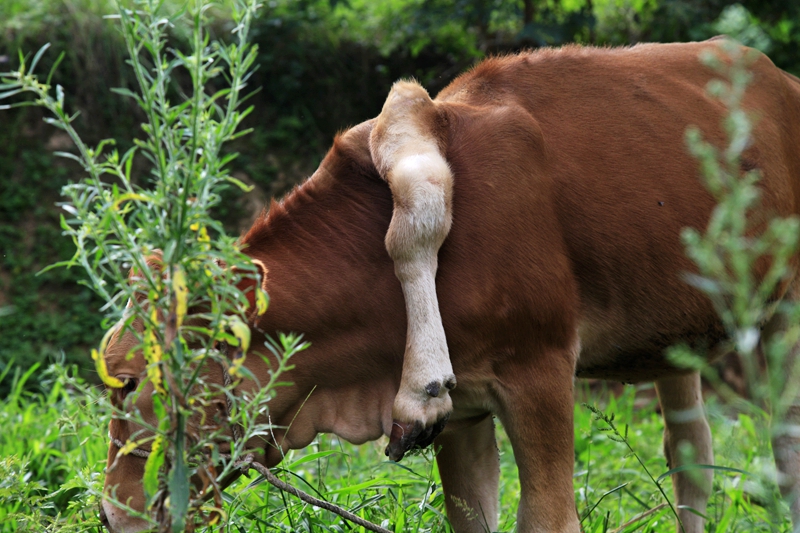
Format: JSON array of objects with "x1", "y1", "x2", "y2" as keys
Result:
[{"x1": 384, "y1": 413, "x2": 451, "y2": 462}]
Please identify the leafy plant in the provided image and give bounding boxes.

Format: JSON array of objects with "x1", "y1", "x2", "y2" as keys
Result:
[
  {"x1": 0, "y1": 0, "x2": 303, "y2": 530},
  {"x1": 0, "y1": 361, "x2": 107, "y2": 532},
  {"x1": 672, "y1": 38, "x2": 800, "y2": 528}
]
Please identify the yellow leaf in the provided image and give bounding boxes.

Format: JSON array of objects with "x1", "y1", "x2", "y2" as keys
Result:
[
  {"x1": 226, "y1": 315, "x2": 251, "y2": 379},
  {"x1": 201, "y1": 507, "x2": 226, "y2": 525},
  {"x1": 229, "y1": 355, "x2": 245, "y2": 378},
  {"x1": 151, "y1": 434, "x2": 163, "y2": 455},
  {"x1": 148, "y1": 362, "x2": 165, "y2": 395},
  {"x1": 119, "y1": 439, "x2": 142, "y2": 456},
  {"x1": 98, "y1": 322, "x2": 119, "y2": 355},
  {"x1": 112, "y1": 192, "x2": 150, "y2": 209},
  {"x1": 143, "y1": 312, "x2": 165, "y2": 393},
  {"x1": 198, "y1": 226, "x2": 210, "y2": 243},
  {"x1": 145, "y1": 329, "x2": 162, "y2": 364},
  {"x1": 92, "y1": 348, "x2": 124, "y2": 388},
  {"x1": 228, "y1": 316, "x2": 250, "y2": 354},
  {"x1": 255, "y1": 286, "x2": 269, "y2": 315},
  {"x1": 172, "y1": 265, "x2": 188, "y2": 330}
]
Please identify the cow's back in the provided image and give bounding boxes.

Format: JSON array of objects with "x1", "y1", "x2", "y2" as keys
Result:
[{"x1": 432, "y1": 41, "x2": 800, "y2": 382}]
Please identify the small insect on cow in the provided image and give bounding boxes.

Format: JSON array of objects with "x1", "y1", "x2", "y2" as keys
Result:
[{"x1": 100, "y1": 39, "x2": 800, "y2": 533}]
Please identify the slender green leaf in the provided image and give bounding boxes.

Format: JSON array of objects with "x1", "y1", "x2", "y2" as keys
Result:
[
  {"x1": 29, "y1": 43, "x2": 51, "y2": 74},
  {"x1": 656, "y1": 464, "x2": 750, "y2": 483}
]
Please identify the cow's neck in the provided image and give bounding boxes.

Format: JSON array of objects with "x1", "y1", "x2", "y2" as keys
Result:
[{"x1": 244, "y1": 147, "x2": 407, "y2": 465}]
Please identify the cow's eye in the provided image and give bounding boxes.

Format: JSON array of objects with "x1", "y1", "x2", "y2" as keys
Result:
[
  {"x1": 120, "y1": 378, "x2": 138, "y2": 398},
  {"x1": 110, "y1": 377, "x2": 138, "y2": 407}
]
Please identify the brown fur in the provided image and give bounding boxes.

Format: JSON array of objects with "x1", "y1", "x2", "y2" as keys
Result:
[{"x1": 102, "y1": 40, "x2": 800, "y2": 533}]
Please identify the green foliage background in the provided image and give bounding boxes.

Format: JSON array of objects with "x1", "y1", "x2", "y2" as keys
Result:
[
  {"x1": 1, "y1": 0, "x2": 799, "y2": 391},
  {"x1": 1, "y1": 1, "x2": 800, "y2": 531}
]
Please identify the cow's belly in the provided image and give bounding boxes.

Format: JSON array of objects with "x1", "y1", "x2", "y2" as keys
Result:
[{"x1": 573, "y1": 305, "x2": 727, "y2": 383}]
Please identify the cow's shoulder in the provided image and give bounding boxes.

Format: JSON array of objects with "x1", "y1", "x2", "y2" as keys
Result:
[{"x1": 437, "y1": 41, "x2": 784, "y2": 107}]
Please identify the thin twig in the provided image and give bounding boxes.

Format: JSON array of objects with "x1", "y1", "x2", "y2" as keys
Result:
[
  {"x1": 235, "y1": 457, "x2": 392, "y2": 533},
  {"x1": 608, "y1": 503, "x2": 669, "y2": 533}
]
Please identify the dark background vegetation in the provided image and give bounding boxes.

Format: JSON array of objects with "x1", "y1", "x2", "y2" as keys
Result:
[{"x1": 1, "y1": 0, "x2": 799, "y2": 394}]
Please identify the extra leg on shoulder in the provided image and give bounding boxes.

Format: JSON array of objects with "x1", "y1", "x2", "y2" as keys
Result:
[{"x1": 369, "y1": 80, "x2": 456, "y2": 461}]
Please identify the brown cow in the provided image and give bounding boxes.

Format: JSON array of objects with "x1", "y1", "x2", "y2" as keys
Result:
[{"x1": 100, "y1": 40, "x2": 800, "y2": 533}]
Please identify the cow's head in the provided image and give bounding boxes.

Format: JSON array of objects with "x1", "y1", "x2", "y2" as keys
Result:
[{"x1": 99, "y1": 122, "x2": 409, "y2": 532}]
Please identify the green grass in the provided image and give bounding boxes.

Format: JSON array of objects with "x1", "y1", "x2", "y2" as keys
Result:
[
  {"x1": 0, "y1": 363, "x2": 107, "y2": 532},
  {"x1": 0, "y1": 364, "x2": 793, "y2": 532}
]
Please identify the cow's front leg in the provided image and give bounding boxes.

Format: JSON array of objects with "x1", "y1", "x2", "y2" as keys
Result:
[
  {"x1": 655, "y1": 372, "x2": 713, "y2": 533},
  {"x1": 370, "y1": 80, "x2": 456, "y2": 460},
  {"x1": 436, "y1": 414, "x2": 499, "y2": 533},
  {"x1": 496, "y1": 347, "x2": 580, "y2": 533}
]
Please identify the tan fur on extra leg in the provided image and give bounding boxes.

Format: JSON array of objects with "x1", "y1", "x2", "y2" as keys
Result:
[
  {"x1": 656, "y1": 372, "x2": 713, "y2": 533},
  {"x1": 369, "y1": 80, "x2": 456, "y2": 433}
]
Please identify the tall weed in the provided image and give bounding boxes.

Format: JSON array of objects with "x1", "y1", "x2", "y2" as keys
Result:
[
  {"x1": 1, "y1": 0, "x2": 296, "y2": 530},
  {"x1": 670, "y1": 38, "x2": 800, "y2": 529}
]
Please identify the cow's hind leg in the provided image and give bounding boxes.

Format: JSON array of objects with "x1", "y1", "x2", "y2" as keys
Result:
[
  {"x1": 370, "y1": 80, "x2": 456, "y2": 461},
  {"x1": 762, "y1": 290, "x2": 800, "y2": 526},
  {"x1": 435, "y1": 414, "x2": 499, "y2": 533},
  {"x1": 655, "y1": 372, "x2": 713, "y2": 533}
]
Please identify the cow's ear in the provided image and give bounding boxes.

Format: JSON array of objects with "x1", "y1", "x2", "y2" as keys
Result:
[
  {"x1": 328, "y1": 119, "x2": 378, "y2": 183},
  {"x1": 128, "y1": 251, "x2": 165, "y2": 283},
  {"x1": 237, "y1": 258, "x2": 269, "y2": 321},
  {"x1": 123, "y1": 251, "x2": 166, "y2": 308},
  {"x1": 336, "y1": 119, "x2": 375, "y2": 171}
]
